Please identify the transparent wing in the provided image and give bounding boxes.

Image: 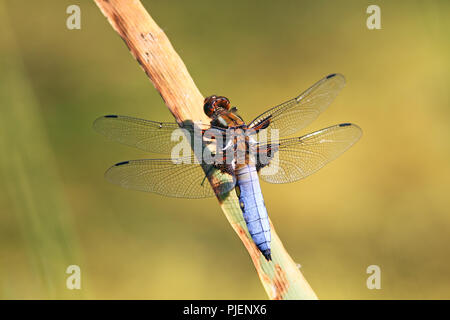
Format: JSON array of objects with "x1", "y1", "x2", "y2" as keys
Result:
[
  {"x1": 249, "y1": 73, "x2": 346, "y2": 138},
  {"x1": 104, "y1": 157, "x2": 236, "y2": 199},
  {"x1": 257, "y1": 123, "x2": 362, "y2": 184},
  {"x1": 93, "y1": 115, "x2": 216, "y2": 154}
]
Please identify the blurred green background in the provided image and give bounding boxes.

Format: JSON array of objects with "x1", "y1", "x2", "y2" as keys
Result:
[{"x1": 1, "y1": 0, "x2": 449, "y2": 299}]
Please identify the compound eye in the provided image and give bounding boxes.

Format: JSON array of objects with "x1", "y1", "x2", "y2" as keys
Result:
[
  {"x1": 216, "y1": 97, "x2": 230, "y2": 110},
  {"x1": 204, "y1": 103, "x2": 215, "y2": 117}
]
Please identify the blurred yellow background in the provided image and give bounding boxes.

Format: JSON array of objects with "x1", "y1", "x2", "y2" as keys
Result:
[{"x1": 1, "y1": 0, "x2": 449, "y2": 299}]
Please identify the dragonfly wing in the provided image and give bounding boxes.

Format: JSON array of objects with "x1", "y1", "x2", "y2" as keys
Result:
[
  {"x1": 249, "y1": 73, "x2": 346, "y2": 137},
  {"x1": 105, "y1": 158, "x2": 236, "y2": 198},
  {"x1": 93, "y1": 115, "x2": 214, "y2": 155},
  {"x1": 257, "y1": 123, "x2": 362, "y2": 184}
]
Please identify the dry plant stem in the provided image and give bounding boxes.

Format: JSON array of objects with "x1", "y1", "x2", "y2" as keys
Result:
[{"x1": 94, "y1": 0, "x2": 318, "y2": 300}]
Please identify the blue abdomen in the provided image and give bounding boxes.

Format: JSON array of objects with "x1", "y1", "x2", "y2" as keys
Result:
[{"x1": 236, "y1": 165, "x2": 271, "y2": 260}]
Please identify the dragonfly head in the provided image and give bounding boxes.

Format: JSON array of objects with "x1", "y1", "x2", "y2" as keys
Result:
[{"x1": 203, "y1": 95, "x2": 231, "y2": 118}]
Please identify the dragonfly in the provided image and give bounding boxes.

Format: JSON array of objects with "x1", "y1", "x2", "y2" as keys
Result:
[{"x1": 94, "y1": 73, "x2": 362, "y2": 261}]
